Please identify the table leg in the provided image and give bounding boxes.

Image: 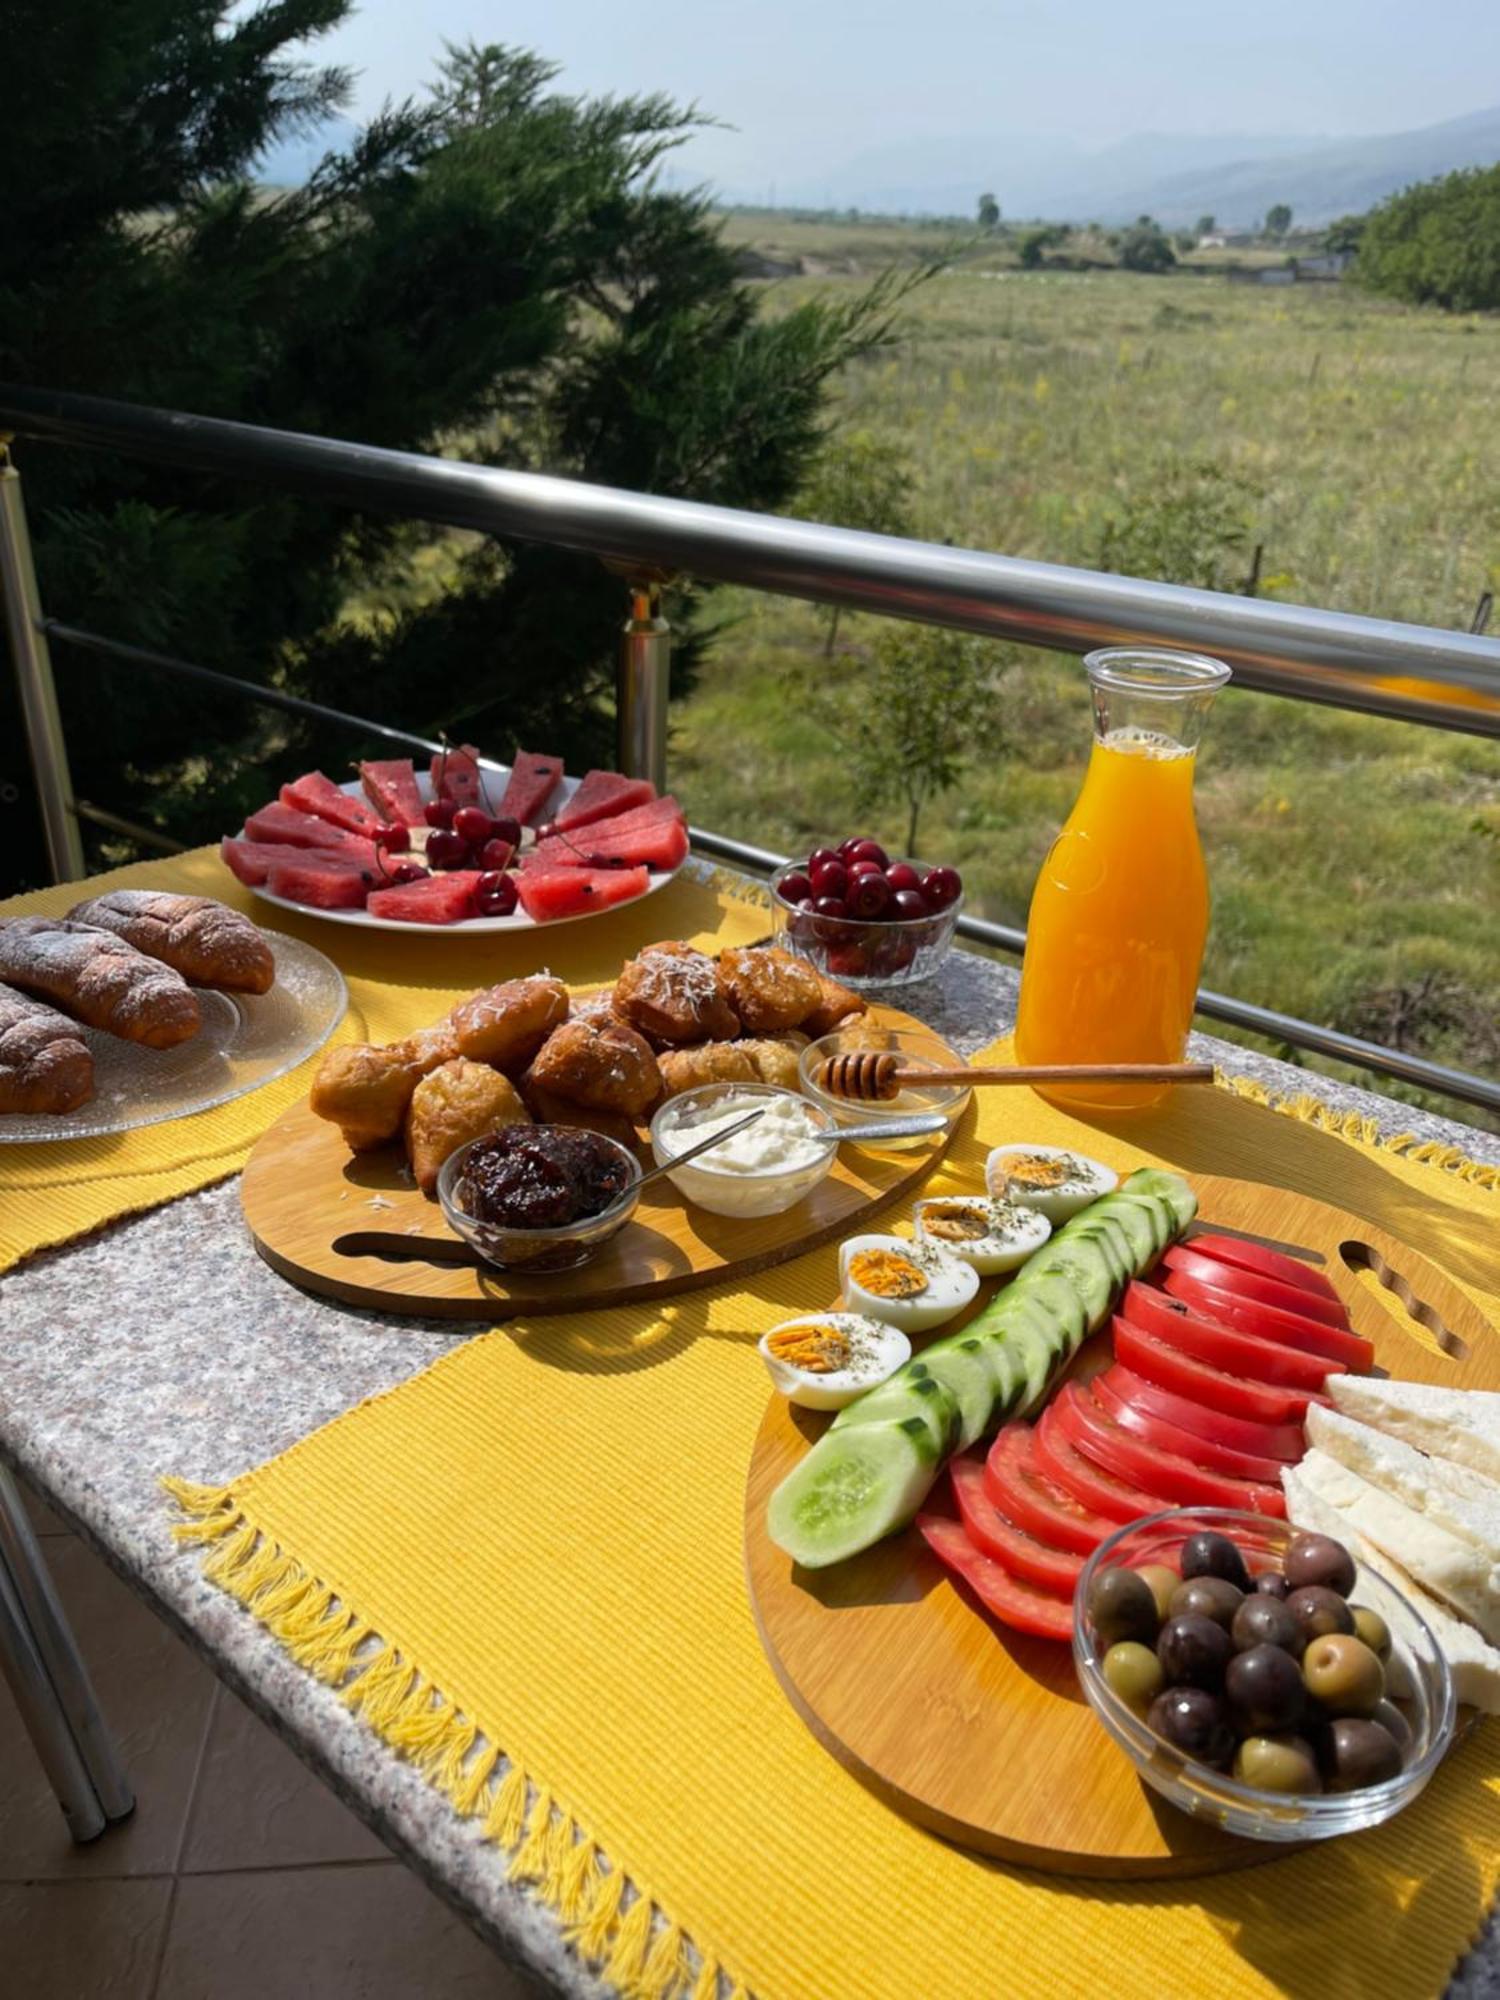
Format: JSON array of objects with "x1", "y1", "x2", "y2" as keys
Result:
[{"x1": 0, "y1": 1463, "x2": 134, "y2": 1841}]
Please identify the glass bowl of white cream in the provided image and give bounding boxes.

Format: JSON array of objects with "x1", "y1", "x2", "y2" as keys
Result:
[{"x1": 649, "y1": 1082, "x2": 837, "y2": 1218}]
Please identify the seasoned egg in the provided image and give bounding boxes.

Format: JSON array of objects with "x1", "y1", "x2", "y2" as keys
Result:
[
  {"x1": 912, "y1": 1193, "x2": 1052, "y2": 1273},
  {"x1": 984, "y1": 1144, "x2": 1118, "y2": 1222},
  {"x1": 837, "y1": 1231, "x2": 979, "y2": 1331},
  {"x1": 757, "y1": 1313, "x2": 911, "y2": 1410}
]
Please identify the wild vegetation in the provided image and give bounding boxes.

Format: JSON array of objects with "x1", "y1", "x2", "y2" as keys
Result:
[{"x1": 674, "y1": 231, "x2": 1500, "y2": 1126}]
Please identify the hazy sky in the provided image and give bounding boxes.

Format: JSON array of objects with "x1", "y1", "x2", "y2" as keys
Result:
[{"x1": 309, "y1": 0, "x2": 1500, "y2": 192}]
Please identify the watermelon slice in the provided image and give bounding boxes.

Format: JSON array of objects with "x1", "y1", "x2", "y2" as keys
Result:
[
  {"x1": 537, "y1": 793, "x2": 683, "y2": 845},
  {"x1": 360, "y1": 757, "x2": 424, "y2": 825},
  {"x1": 497, "y1": 749, "x2": 565, "y2": 826},
  {"x1": 530, "y1": 818, "x2": 688, "y2": 873},
  {"x1": 430, "y1": 743, "x2": 485, "y2": 809},
  {"x1": 550, "y1": 770, "x2": 656, "y2": 834},
  {"x1": 266, "y1": 857, "x2": 371, "y2": 910},
  {"x1": 280, "y1": 770, "x2": 386, "y2": 839},
  {"x1": 367, "y1": 871, "x2": 484, "y2": 924},
  {"x1": 242, "y1": 802, "x2": 379, "y2": 864},
  {"x1": 515, "y1": 865, "x2": 650, "y2": 923},
  {"x1": 221, "y1": 837, "x2": 370, "y2": 889}
]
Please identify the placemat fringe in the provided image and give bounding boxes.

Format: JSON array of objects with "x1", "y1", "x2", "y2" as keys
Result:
[
  {"x1": 162, "y1": 1476, "x2": 753, "y2": 2000},
  {"x1": 1217, "y1": 1073, "x2": 1499, "y2": 1189}
]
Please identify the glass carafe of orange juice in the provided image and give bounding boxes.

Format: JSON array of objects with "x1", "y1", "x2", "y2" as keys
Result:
[{"x1": 1014, "y1": 648, "x2": 1231, "y2": 1112}]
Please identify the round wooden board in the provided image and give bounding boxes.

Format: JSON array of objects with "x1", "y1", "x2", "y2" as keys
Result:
[
  {"x1": 241, "y1": 1002, "x2": 962, "y2": 1322},
  {"x1": 745, "y1": 1172, "x2": 1500, "y2": 1878}
]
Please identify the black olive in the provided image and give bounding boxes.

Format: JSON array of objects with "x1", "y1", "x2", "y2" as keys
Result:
[
  {"x1": 1286, "y1": 1585, "x2": 1356, "y2": 1646},
  {"x1": 1318, "y1": 1716, "x2": 1403, "y2": 1792},
  {"x1": 1255, "y1": 1572, "x2": 1291, "y2": 1601},
  {"x1": 1156, "y1": 1613, "x2": 1233, "y2": 1690},
  {"x1": 1169, "y1": 1576, "x2": 1244, "y2": 1632},
  {"x1": 1231, "y1": 1593, "x2": 1302, "y2": 1656},
  {"x1": 1225, "y1": 1643, "x2": 1306, "y2": 1733},
  {"x1": 1085, "y1": 1566, "x2": 1159, "y2": 1649},
  {"x1": 1285, "y1": 1531, "x2": 1357, "y2": 1597},
  {"x1": 1146, "y1": 1687, "x2": 1236, "y2": 1769},
  {"x1": 1180, "y1": 1530, "x2": 1251, "y2": 1591}
]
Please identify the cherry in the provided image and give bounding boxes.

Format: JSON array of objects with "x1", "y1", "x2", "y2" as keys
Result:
[
  {"x1": 825, "y1": 942, "x2": 870, "y2": 979},
  {"x1": 779, "y1": 870, "x2": 814, "y2": 906},
  {"x1": 453, "y1": 805, "x2": 493, "y2": 845},
  {"x1": 891, "y1": 887, "x2": 931, "y2": 922},
  {"x1": 479, "y1": 836, "x2": 514, "y2": 870},
  {"x1": 374, "y1": 821, "x2": 410, "y2": 852},
  {"x1": 870, "y1": 932, "x2": 919, "y2": 977},
  {"x1": 423, "y1": 799, "x2": 456, "y2": 830},
  {"x1": 837, "y1": 836, "x2": 867, "y2": 861},
  {"x1": 386, "y1": 860, "x2": 429, "y2": 887},
  {"x1": 848, "y1": 858, "x2": 885, "y2": 880},
  {"x1": 850, "y1": 839, "x2": 889, "y2": 869},
  {"x1": 807, "y1": 847, "x2": 842, "y2": 876},
  {"x1": 810, "y1": 860, "x2": 849, "y2": 901},
  {"x1": 812, "y1": 894, "x2": 849, "y2": 920},
  {"x1": 921, "y1": 866, "x2": 963, "y2": 911},
  {"x1": 426, "y1": 828, "x2": 468, "y2": 870},
  {"x1": 490, "y1": 814, "x2": 522, "y2": 849},
  {"x1": 847, "y1": 872, "x2": 892, "y2": 920},
  {"x1": 885, "y1": 862, "x2": 923, "y2": 894},
  {"x1": 475, "y1": 870, "x2": 519, "y2": 917}
]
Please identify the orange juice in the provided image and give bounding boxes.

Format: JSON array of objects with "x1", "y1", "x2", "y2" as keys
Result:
[{"x1": 1014, "y1": 645, "x2": 1228, "y2": 1113}]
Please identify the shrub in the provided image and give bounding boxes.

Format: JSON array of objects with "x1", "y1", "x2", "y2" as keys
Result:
[{"x1": 1355, "y1": 165, "x2": 1500, "y2": 311}]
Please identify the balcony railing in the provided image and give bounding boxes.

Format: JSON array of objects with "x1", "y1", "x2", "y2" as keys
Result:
[{"x1": 2, "y1": 382, "x2": 1498, "y2": 1118}]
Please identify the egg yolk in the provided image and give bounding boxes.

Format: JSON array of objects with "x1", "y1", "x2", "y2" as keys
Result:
[
  {"x1": 922, "y1": 1203, "x2": 989, "y2": 1243},
  {"x1": 1003, "y1": 1153, "x2": 1069, "y2": 1190},
  {"x1": 766, "y1": 1323, "x2": 850, "y2": 1373},
  {"x1": 848, "y1": 1249, "x2": 928, "y2": 1299}
]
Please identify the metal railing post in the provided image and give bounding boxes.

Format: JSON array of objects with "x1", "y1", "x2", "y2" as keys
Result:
[
  {"x1": 0, "y1": 440, "x2": 85, "y2": 880},
  {"x1": 618, "y1": 580, "x2": 670, "y2": 790}
]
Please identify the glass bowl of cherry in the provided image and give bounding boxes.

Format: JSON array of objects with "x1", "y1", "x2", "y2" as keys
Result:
[{"x1": 769, "y1": 839, "x2": 964, "y2": 988}]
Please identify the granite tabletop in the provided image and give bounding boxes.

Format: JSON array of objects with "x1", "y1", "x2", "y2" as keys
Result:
[{"x1": 1, "y1": 937, "x2": 1497, "y2": 2000}]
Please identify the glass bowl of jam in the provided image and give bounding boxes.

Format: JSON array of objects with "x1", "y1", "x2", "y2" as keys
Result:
[{"x1": 438, "y1": 1124, "x2": 641, "y2": 1272}]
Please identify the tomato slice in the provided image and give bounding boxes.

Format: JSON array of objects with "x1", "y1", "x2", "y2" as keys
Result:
[
  {"x1": 948, "y1": 1453, "x2": 1084, "y2": 1593},
  {"x1": 1110, "y1": 1317, "x2": 1326, "y2": 1429},
  {"x1": 1185, "y1": 1232, "x2": 1340, "y2": 1303},
  {"x1": 982, "y1": 1424, "x2": 1118, "y2": 1557},
  {"x1": 1053, "y1": 1380, "x2": 1287, "y2": 1516},
  {"x1": 1162, "y1": 1245, "x2": 1348, "y2": 1328},
  {"x1": 917, "y1": 1511, "x2": 1074, "y2": 1643},
  {"x1": 1164, "y1": 1272, "x2": 1375, "y2": 1371},
  {"x1": 1118, "y1": 1281, "x2": 1341, "y2": 1392},
  {"x1": 1095, "y1": 1365, "x2": 1299, "y2": 1479},
  {"x1": 1033, "y1": 1402, "x2": 1164, "y2": 1524}
]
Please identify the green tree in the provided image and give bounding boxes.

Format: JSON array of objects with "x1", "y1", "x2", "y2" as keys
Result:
[
  {"x1": 1355, "y1": 165, "x2": 1500, "y2": 310},
  {"x1": 1195, "y1": 214, "x2": 1216, "y2": 237},
  {"x1": 1323, "y1": 212, "x2": 1367, "y2": 256},
  {"x1": 1017, "y1": 224, "x2": 1068, "y2": 269},
  {"x1": 816, "y1": 624, "x2": 1008, "y2": 855},
  {"x1": 0, "y1": 8, "x2": 916, "y2": 887},
  {"x1": 1116, "y1": 218, "x2": 1176, "y2": 273},
  {"x1": 1266, "y1": 203, "x2": 1293, "y2": 238},
  {"x1": 1099, "y1": 461, "x2": 1258, "y2": 590},
  {"x1": 977, "y1": 191, "x2": 1001, "y2": 230},
  {"x1": 794, "y1": 431, "x2": 915, "y2": 656}
]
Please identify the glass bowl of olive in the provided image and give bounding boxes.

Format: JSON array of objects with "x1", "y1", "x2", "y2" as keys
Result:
[{"x1": 1073, "y1": 1507, "x2": 1455, "y2": 1842}]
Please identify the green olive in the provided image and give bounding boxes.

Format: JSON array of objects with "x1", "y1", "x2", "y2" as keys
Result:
[
  {"x1": 1351, "y1": 1605, "x2": 1392, "y2": 1660},
  {"x1": 1136, "y1": 1564, "x2": 1179, "y2": 1623},
  {"x1": 1087, "y1": 1566, "x2": 1159, "y2": 1649},
  {"x1": 1234, "y1": 1732, "x2": 1322, "y2": 1795},
  {"x1": 1102, "y1": 1640, "x2": 1165, "y2": 1713},
  {"x1": 1302, "y1": 1633, "x2": 1385, "y2": 1716}
]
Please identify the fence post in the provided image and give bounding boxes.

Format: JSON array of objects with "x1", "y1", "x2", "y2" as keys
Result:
[
  {"x1": 617, "y1": 579, "x2": 670, "y2": 791},
  {"x1": 0, "y1": 439, "x2": 85, "y2": 881}
]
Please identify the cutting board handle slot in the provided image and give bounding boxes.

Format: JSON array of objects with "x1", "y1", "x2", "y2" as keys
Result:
[{"x1": 1338, "y1": 1240, "x2": 1470, "y2": 1361}]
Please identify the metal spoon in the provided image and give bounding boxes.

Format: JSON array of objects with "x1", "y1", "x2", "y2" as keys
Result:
[{"x1": 638, "y1": 1104, "x2": 948, "y2": 1190}]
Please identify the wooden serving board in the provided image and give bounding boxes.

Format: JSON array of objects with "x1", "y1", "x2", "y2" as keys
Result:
[
  {"x1": 744, "y1": 1172, "x2": 1500, "y2": 1879},
  {"x1": 241, "y1": 1003, "x2": 960, "y2": 1322}
]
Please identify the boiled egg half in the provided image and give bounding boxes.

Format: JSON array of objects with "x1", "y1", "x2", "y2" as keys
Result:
[
  {"x1": 912, "y1": 1193, "x2": 1052, "y2": 1273},
  {"x1": 837, "y1": 1232, "x2": 979, "y2": 1332},
  {"x1": 757, "y1": 1313, "x2": 911, "y2": 1410},
  {"x1": 984, "y1": 1144, "x2": 1118, "y2": 1222}
]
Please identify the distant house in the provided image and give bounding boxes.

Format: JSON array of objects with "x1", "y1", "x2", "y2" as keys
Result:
[{"x1": 1198, "y1": 234, "x2": 1228, "y2": 249}]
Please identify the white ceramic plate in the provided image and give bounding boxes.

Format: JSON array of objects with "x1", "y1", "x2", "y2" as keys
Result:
[
  {"x1": 237, "y1": 765, "x2": 684, "y2": 934},
  {"x1": 0, "y1": 932, "x2": 347, "y2": 1142}
]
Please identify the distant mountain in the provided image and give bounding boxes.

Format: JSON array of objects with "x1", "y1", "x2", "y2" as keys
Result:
[
  {"x1": 254, "y1": 115, "x2": 362, "y2": 187},
  {"x1": 744, "y1": 104, "x2": 1500, "y2": 227}
]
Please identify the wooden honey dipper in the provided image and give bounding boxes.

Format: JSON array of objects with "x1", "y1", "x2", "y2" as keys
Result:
[{"x1": 816, "y1": 1051, "x2": 1217, "y2": 1102}]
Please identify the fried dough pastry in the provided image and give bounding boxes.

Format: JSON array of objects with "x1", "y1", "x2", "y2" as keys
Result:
[
  {"x1": 526, "y1": 1017, "x2": 662, "y2": 1118},
  {"x1": 802, "y1": 971, "x2": 868, "y2": 1040},
  {"x1": 405, "y1": 1058, "x2": 529, "y2": 1196},
  {"x1": 0, "y1": 984, "x2": 93, "y2": 1114},
  {"x1": 828, "y1": 1014, "x2": 892, "y2": 1053},
  {"x1": 717, "y1": 944, "x2": 822, "y2": 1035},
  {"x1": 516, "y1": 1077, "x2": 640, "y2": 1151},
  {"x1": 656, "y1": 1042, "x2": 757, "y2": 1101},
  {"x1": 612, "y1": 941, "x2": 740, "y2": 1045},
  {"x1": 66, "y1": 890, "x2": 274, "y2": 995},
  {"x1": 569, "y1": 988, "x2": 623, "y2": 1031},
  {"x1": 448, "y1": 975, "x2": 569, "y2": 1074},
  {"x1": 309, "y1": 1043, "x2": 423, "y2": 1152},
  {"x1": 735, "y1": 1037, "x2": 803, "y2": 1091}
]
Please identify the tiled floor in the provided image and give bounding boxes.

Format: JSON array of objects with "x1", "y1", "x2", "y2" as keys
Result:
[{"x1": 2, "y1": 1482, "x2": 545, "y2": 1998}]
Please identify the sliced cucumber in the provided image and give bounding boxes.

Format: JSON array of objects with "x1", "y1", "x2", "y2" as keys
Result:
[
  {"x1": 923, "y1": 1329, "x2": 1024, "y2": 1436},
  {"x1": 1007, "y1": 1268, "x2": 1090, "y2": 1356},
  {"x1": 1019, "y1": 1239, "x2": 1114, "y2": 1333},
  {"x1": 1061, "y1": 1215, "x2": 1133, "y2": 1288},
  {"x1": 1091, "y1": 1196, "x2": 1156, "y2": 1271},
  {"x1": 1108, "y1": 1189, "x2": 1174, "y2": 1259},
  {"x1": 767, "y1": 1418, "x2": 936, "y2": 1568},
  {"x1": 974, "y1": 1295, "x2": 1060, "y2": 1413},
  {"x1": 828, "y1": 1364, "x2": 958, "y2": 1456},
  {"x1": 905, "y1": 1341, "x2": 995, "y2": 1450},
  {"x1": 1124, "y1": 1167, "x2": 1198, "y2": 1232}
]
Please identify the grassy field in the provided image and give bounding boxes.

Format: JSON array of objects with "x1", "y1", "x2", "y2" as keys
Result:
[{"x1": 673, "y1": 223, "x2": 1500, "y2": 1128}]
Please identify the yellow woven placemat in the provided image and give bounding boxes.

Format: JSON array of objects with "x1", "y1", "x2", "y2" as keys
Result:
[
  {"x1": 0, "y1": 847, "x2": 770, "y2": 1271},
  {"x1": 168, "y1": 1063, "x2": 1500, "y2": 2000}
]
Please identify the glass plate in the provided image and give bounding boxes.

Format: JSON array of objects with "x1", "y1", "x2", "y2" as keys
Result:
[{"x1": 0, "y1": 932, "x2": 347, "y2": 1143}]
